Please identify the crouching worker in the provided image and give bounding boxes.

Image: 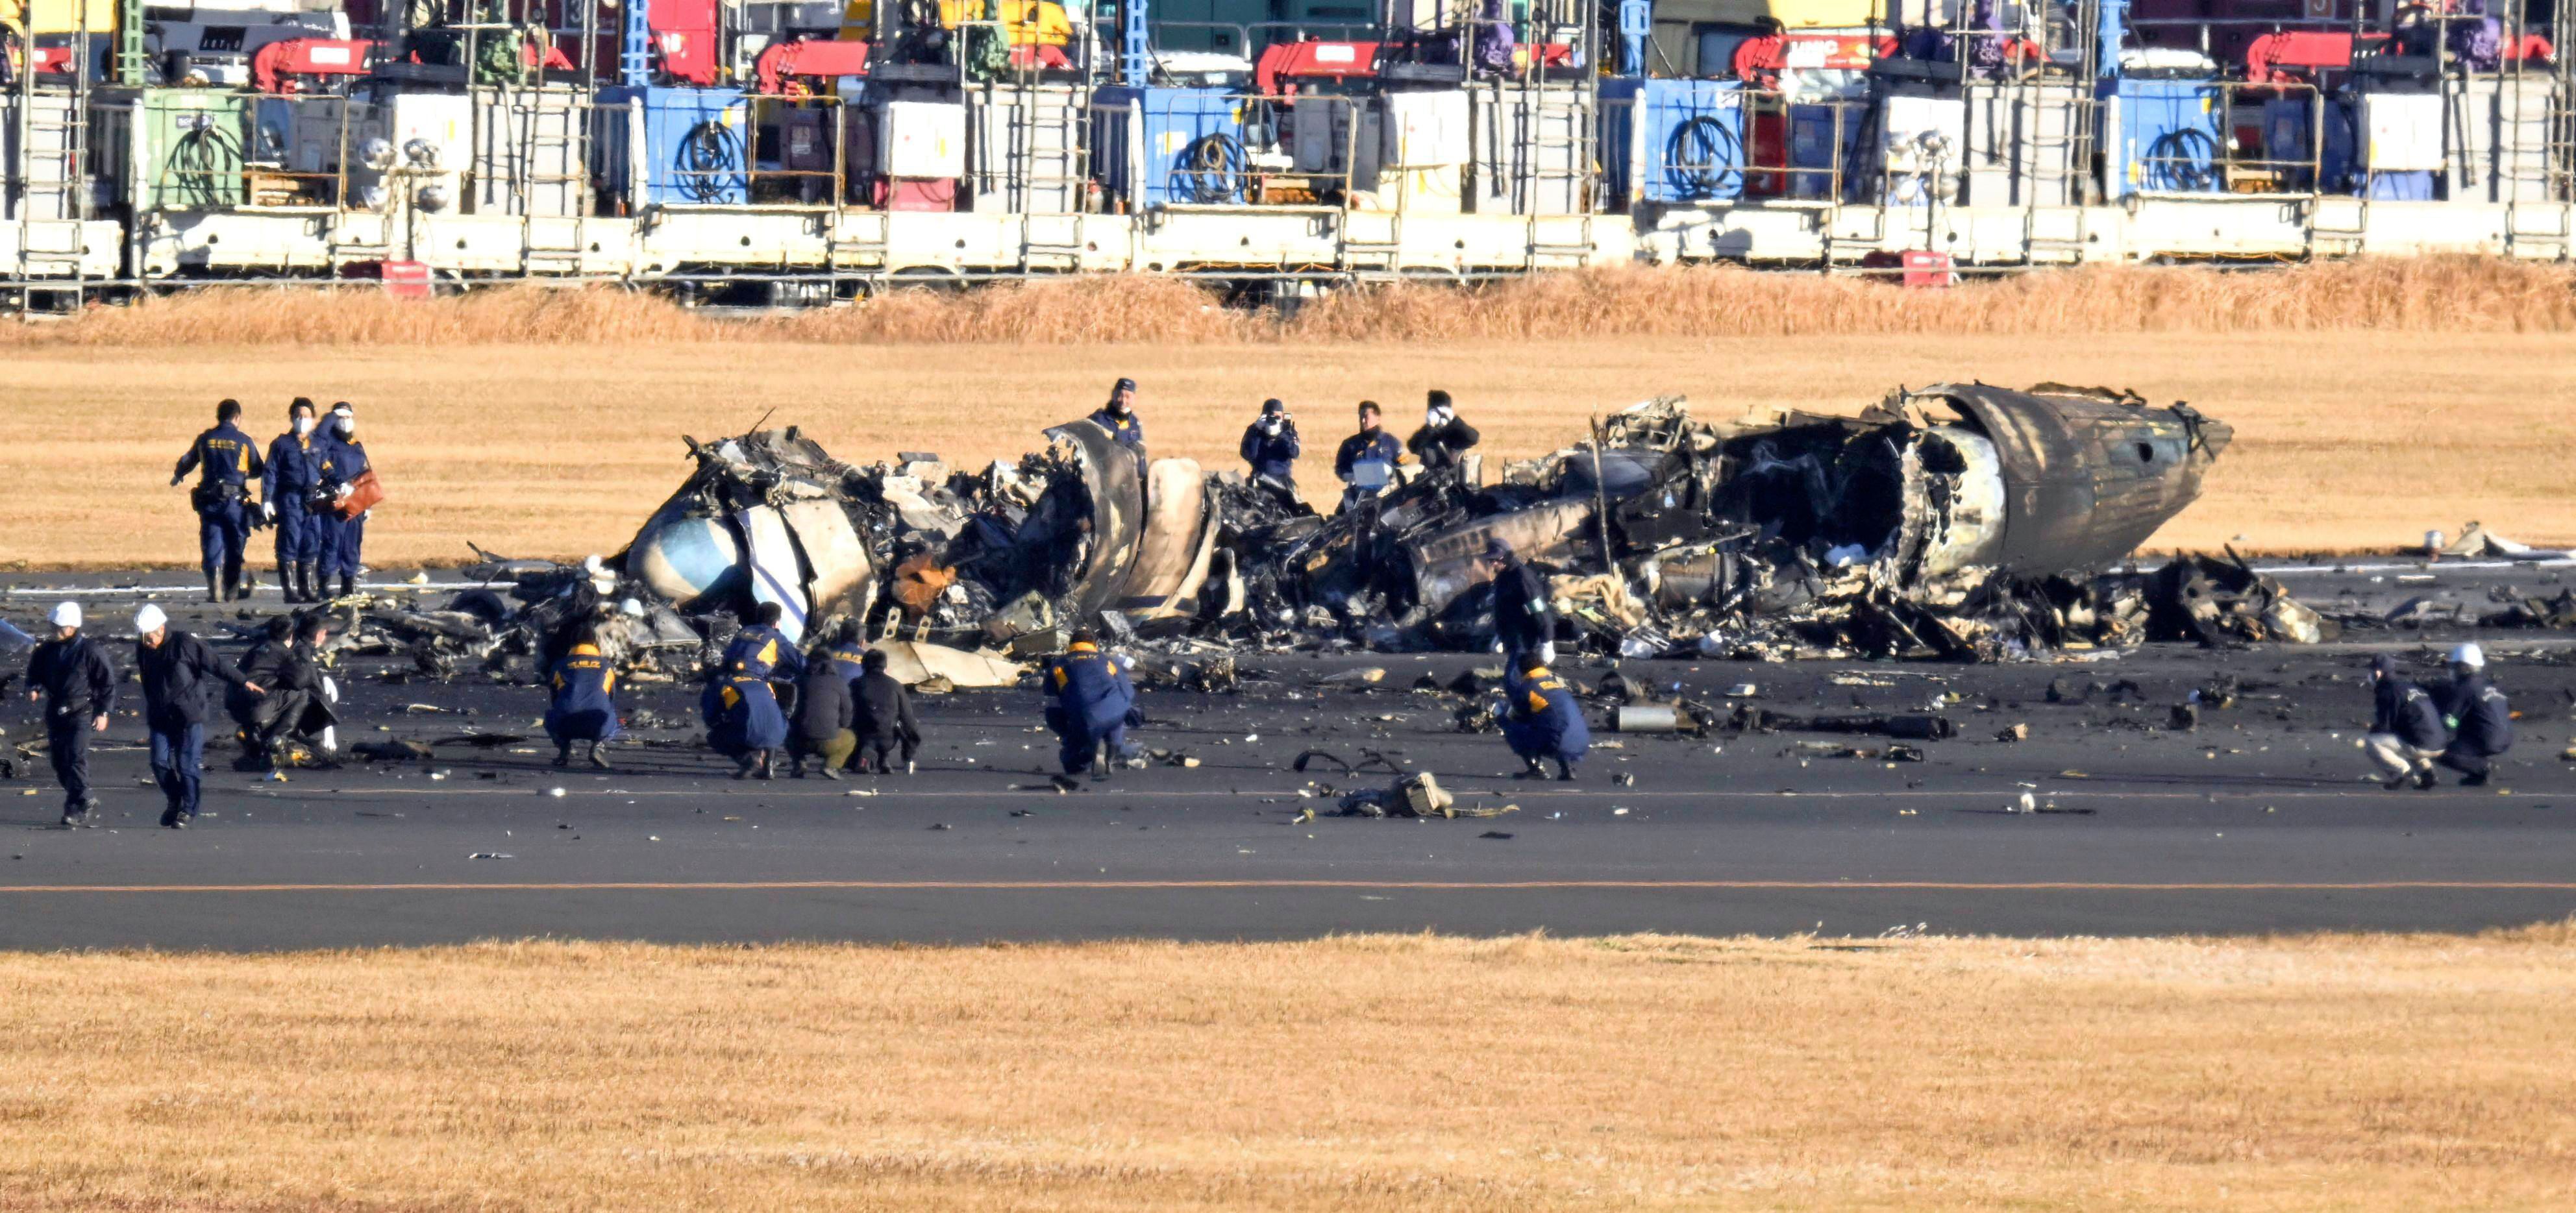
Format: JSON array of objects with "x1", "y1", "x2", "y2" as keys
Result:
[
  {"x1": 2362, "y1": 654, "x2": 2446, "y2": 790},
  {"x1": 1045, "y1": 630, "x2": 1137, "y2": 778},
  {"x1": 787, "y1": 650, "x2": 856, "y2": 779},
  {"x1": 134, "y1": 604, "x2": 262, "y2": 829},
  {"x1": 702, "y1": 670, "x2": 787, "y2": 779},
  {"x1": 1502, "y1": 652, "x2": 1589, "y2": 781},
  {"x1": 852, "y1": 648, "x2": 923, "y2": 774},
  {"x1": 545, "y1": 626, "x2": 619, "y2": 769},
  {"x1": 2434, "y1": 643, "x2": 2514, "y2": 787},
  {"x1": 229, "y1": 613, "x2": 334, "y2": 772}
]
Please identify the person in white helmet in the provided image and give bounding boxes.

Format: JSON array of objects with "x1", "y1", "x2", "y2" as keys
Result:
[
  {"x1": 134, "y1": 603, "x2": 264, "y2": 829},
  {"x1": 21, "y1": 602, "x2": 116, "y2": 827},
  {"x1": 2431, "y1": 642, "x2": 2514, "y2": 787}
]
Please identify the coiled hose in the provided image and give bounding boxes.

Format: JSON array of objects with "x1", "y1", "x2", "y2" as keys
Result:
[
  {"x1": 1173, "y1": 132, "x2": 1246, "y2": 205},
  {"x1": 674, "y1": 119, "x2": 747, "y2": 204},
  {"x1": 1663, "y1": 114, "x2": 1742, "y2": 201},
  {"x1": 169, "y1": 117, "x2": 244, "y2": 208},
  {"x1": 2143, "y1": 127, "x2": 2222, "y2": 193}
]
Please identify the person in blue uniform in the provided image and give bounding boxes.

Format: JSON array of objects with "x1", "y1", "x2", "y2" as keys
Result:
[
  {"x1": 1088, "y1": 377, "x2": 1145, "y2": 454},
  {"x1": 545, "y1": 625, "x2": 620, "y2": 770},
  {"x1": 1239, "y1": 397, "x2": 1302, "y2": 506},
  {"x1": 722, "y1": 602, "x2": 808, "y2": 685},
  {"x1": 1501, "y1": 652, "x2": 1589, "y2": 781},
  {"x1": 702, "y1": 671, "x2": 788, "y2": 779},
  {"x1": 2433, "y1": 643, "x2": 2515, "y2": 787},
  {"x1": 22, "y1": 602, "x2": 116, "y2": 827},
  {"x1": 2362, "y1": 654, "x2": 2447, "y2": 790},
  {"x1": 1333, "y1": 400, "x2": 1404, "y2": 512},
  {"x1": 312, "y1": 402, "x2": 373, "y2": 600},
  {"x1": 263, "y1": 398, "x2": 325, "y2": 604},
  {"x1": 132, "y1": 603, "x2": 262, "y2": 829},
  {"x1": 1045, "y1": 630, "x2": 1138, "y2": 778},
  {"x1": 172, "y1": 398, "x2": 266, "y2": 603}
]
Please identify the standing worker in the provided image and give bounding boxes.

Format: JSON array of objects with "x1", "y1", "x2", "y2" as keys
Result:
[
  {"x1": 1089, "y1": 377, "x2": 1146, "y2": 454},
  {"x1": 1406, "y1": 390, "x2": 1481, "y2": 475},
  {"x1": 2433, "y1": 643, "x2": 2514, "y2": 786},
  {"x1": 1044, "y1": 630, "x2": 1138, "y2": 779},
  {"x1": 1239, "y1": 398, "x2": 1300, "y2": 487},
  {"x1": 851, "y1": 648, "x2": 923, "y2": 774},
  {"x1": 787, "y1": 646, "x2": 856, "y2": 779},
  {"x1": 171, "y1": 398, "x2": 266, "y2": 603},
  {"x1": 264, "y1": 398, "x2": 325, "y2": 604},
  {"x1": 543, "y1": 624, "x2": 619, "y2": 770},
  {"x1": 2361, "y1": 655, "x2": 2447, "y2": 790},
  {"x1": 1481, "y1": 537, "x2": 1555, "y2": 667},
  {"x1": 314, "y1": 402, "x2": 376, "y2": 600},
  {"x1": 133, "y1": 604, "x2": 264, "y2": 829},
  {"x1": 1332, "y1": 400, "x2": 1404, "y2": 512},
  {"x1": 22, "y1": 603, "x2": 115, "y2": 827},
  {"x1": 1501, "y1": 650, "x2": 1589, "y2": 781}
]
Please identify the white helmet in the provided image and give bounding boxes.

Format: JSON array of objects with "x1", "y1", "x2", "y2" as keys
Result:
[
  {"x1": 2449, "y1": 642, "x2": 2485, "y2": 670},
  {"x1": 49, "y1": 601, "x2": 80, "y2": 628},
  {"x1": 134, "y1": 604, "x2": 168, "y2": 634}
]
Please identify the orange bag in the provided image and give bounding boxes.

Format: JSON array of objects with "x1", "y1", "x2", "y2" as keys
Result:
[{"x1": 334, "y1": 469, "x2": 386, "y2": 520}]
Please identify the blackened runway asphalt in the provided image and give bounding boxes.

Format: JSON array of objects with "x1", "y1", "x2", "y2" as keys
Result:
[{"x1": 3, "y1": 561, "x2": 2572, "y2": 949}]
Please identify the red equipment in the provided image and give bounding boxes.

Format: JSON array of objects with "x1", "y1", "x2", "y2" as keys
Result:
[
  {"x1": 756, "y1": 38, "x2": 873, "y2": 95},
  {"x1": 252, "y1": 38, "x2": 377, "y2": 93},
  {"x1": 2242, "y1": 29, "x2": 2551, "y2": 84},
  {"x1": 652, "y1": 0, "x2": 723, "y2": 84},
  {"x1": 1255, "y1": 40, "x2": 1381, "y2": 95},
  {"x1": 1731, "y1": 32, "x2": 1895, "y2": 86},
  {"x1": 31, "y1": 45, "x2": 72, "y2": 74}
]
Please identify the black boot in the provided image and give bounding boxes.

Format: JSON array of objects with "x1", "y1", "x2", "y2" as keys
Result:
[
  {"x1": 552, "y1": 743, "x2": 571, "y2": 768},
  {"x1": 205, "y1": 572, "x2": 224, "y2": 604},
  {"x1": 753, "y1": 750, "x2": 776, "y2": 781},
  {"x1": 290, "y1": 563, "x2": 313, "y2": 604},
  {"x1": 338, "y1": 573, "x2": 356, "y2": 598},
  {"x1": 223, "y1": 560, "x2": 244, "y2": 602}
]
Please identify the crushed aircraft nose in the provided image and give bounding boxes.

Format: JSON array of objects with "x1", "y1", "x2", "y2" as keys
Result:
[{"x1": 592, "y1": 384, "x2": 2283, "y2": 671}]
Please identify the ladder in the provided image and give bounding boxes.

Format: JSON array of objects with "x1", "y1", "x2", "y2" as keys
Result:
[
  {"x1": 1007, "y1": 83, "x2": 1087, "y2": 270},
  {"x1": 497, "y1": 85, "x2": 591, "y2": 276},
  {"x1": 13, "y1": 30, "x2": 93, "y2": 312},
  {"x1": 826, "y1": 208, "x2": 888, "y2": 273}
]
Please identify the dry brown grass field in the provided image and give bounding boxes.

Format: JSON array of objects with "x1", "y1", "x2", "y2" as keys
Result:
[
  {"x1": 3, "y1": 929, "x2": 2572, "y2": 1211},
  {"x1": 3, "y1": 328, "x2": 2569, "y2": 568}
]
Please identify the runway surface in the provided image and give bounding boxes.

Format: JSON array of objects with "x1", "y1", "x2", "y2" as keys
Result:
[{"x1": 3, "y1": 562, "x2": 2571, "y2": 948}]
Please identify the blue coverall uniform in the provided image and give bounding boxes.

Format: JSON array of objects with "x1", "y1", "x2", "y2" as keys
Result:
[
  {"x1": 1087, "y1": 408, "x2": 1145, "y2": 453},
  {"x1": 23, "y1": 633, "x2": 116, "y2": 816},
  {"x1": 823, "y1": 641, "x2": 870, "y2": 683},
  {"x1": 723, "y1": 624, "x2": 808, "y2": 684},
  {"x1": 545, "y1": 644, "x2": 621, "y2": 751},
  {"x1": 314, "y1": 435, "x2": 371, "y2": 583},
  {"x1": 264, "y1": 428, "x2": 325, "y2": 574},
  {"x1": 1502, "y1": 663, "x2": 1590, "y2": 778},
  {"x1": 2436, "y1": 674, "x2": 2516, "y2": 782},
  {"x1": 1239, "y1": 420, "x2": 1300, "y2": 482},
  {"x1": 702, "y1": 674, "x2": 788, "y2": 761},
  {"x1": 1333, "y1": 428, "x2": 1402, "y2": 511},
  {"x1": 1045, "y1": 642, "x2": 1137, "y2": 774},
  {"x1": 173, "y1": 423, "x2": 265, "y2": 583}
]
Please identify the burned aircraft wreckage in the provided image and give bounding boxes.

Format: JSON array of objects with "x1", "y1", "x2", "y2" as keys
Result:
[{"x1": 551, "y1": 381, "x2": 2314, "y2": 674}]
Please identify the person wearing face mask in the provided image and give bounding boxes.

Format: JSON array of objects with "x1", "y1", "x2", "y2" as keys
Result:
[
  {"x1": 1238, "y1": 398, "x2": 1300, "y2": 493},
  {"x1": 263, "y1": 398, "x2": 326, "y2": 604},
  {"x1": 313, "y1": 402, "x2": 377, "y2": 600},
  {"x1": 1406, "y1": 389, "x2": 1480, "y2": 475},
  {"x1": 1087, "y1": 377, "x2": 1146, "y2": 455},
  {"x1": 171, "y1": 398, "x2": 266, "y2": 604}
]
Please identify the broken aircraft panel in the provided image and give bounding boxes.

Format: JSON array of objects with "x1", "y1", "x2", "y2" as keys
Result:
[{"x1": 608, "y1": 383, "x2": 2259, "y2": 665}]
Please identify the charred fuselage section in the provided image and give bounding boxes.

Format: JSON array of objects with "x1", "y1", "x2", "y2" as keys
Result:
[{"x1": 617, "y1": 384, "x2": 2250, "y2": 661}]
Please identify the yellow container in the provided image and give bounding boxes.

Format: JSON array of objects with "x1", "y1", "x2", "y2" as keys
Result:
[
  {"x1": 1654, "y1": 0, "x2": 1887, "y2": 31},
  {"x1": 1, "y1": 0, "x2": 117, "y2": 35},
  {"x1": 840, "y1": 0, "x2": 1075, "y2": 45}
]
